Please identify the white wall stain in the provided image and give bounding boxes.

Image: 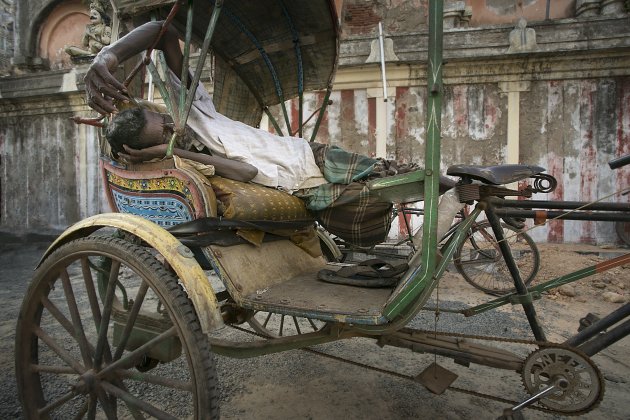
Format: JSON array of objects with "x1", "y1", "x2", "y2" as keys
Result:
[
  {"x1": 354, "y1": 89, "x2": 369, "y2": 148},
  {"x1": 327, "y1": 90, "x2": 342, "y2": 145},
  {"x1": 541, "y1": 81, "x2": 562, "y2": 135}
]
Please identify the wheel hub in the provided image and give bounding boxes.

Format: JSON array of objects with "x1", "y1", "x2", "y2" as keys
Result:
[
  {"x1": 521, "y1": 346, "x2": 604, "y2": 414},
  {"x1": 74, "y1": 370, "x2": 99, "y2": 394}
]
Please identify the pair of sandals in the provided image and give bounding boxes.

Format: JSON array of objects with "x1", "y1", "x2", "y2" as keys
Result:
[{"x1": 318, "y1": 258, "x2": 409, "y2": 288}]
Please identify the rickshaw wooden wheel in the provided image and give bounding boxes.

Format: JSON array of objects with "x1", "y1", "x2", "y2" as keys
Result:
[
  {"x1": 454, "y1": 221, "x2": 540, "y2": 295},
  {"x1": 247, "y1": 311, "x2": 325, "y2": 338},
  {"x1": 15, "y1": 235, "x2": 219, "y2": 419}
]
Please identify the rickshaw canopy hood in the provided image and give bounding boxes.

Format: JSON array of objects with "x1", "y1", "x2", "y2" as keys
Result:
[{"x1": 113, "y1": 0, "x2": 340, "y2": 126}]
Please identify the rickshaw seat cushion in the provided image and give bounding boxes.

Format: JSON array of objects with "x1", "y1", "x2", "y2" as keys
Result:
[{"x1": 208, "y1": 175, "x2": 314, "y2": 221}]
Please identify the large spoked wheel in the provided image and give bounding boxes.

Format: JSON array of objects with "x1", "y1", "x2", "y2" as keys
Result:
[
  {"x1": 247, "y1": 310, "x2": 326, "y2": 338},
  {"x1": 454, "y1": 221, "x2": 540, "y2": 295},
  {"x1": 16, "y1": 235, "x2": 219, "y2": 419}
]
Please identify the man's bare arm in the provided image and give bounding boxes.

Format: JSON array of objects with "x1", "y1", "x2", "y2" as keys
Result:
[
  {"x1": 119, "y1": 144, "x2": 258, "y2": 183},
  {"x1": 85, "y1": 21, "x2": 183, "y2": 114}
]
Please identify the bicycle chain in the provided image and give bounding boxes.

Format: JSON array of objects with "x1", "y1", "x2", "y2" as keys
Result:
[{"x1": 228, "y1": 324, "x2": 599, "y2": 416}]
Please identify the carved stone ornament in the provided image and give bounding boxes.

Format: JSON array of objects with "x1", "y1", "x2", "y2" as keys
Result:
[
  {"x1": 507, "y1": 18, "x2": 538, "y2": 53},
  {"x1": 65, "y1": 1, "x2": 112, "y2": 58}
]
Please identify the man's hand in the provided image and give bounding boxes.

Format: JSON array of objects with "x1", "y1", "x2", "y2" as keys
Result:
[
  {"x1": 84, "y1": 50, "x2": 129, "y2": 114},
  {"x1": 118, "y1": 144, "x2": 167, "y2": 163}
]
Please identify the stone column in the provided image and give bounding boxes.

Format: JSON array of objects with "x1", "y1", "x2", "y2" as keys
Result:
[
  {"x1": 499, "y1": 81, "x2": 531, "y2": 187},
  {"x1": 576, "y1": 0, "x2": 601, "y2": 17},
  {"x1": 367, "y1": 87, "x2": 394, "y2": 158},
  {"x1": 443, "y1": 1, "x2": 466, "y2": 29},
  {"x1": 600, "y1": 0, "x2": 627, "y2": 15}
]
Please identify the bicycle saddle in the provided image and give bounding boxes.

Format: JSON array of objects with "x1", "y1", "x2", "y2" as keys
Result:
[{"x1": 446, "y1": 164, "x2": 545, "y2": 185}]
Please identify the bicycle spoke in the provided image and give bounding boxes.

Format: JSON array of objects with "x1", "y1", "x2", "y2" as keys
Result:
[
  {"x1": 101, "y1": 381, "x2": 178, "y2": 420},
  {"x1": 114, "y1": 281, "x2": 149, "y2": 361},
  {"x1": 95, "y1": 260, "x2": 120, "y2": 369},
  {"x1": 115, "y1": 369, "x2": 193, "y2": 392},
  {"x1": 34, "y1": 326, "x2": 86, "y2": 374},
  {"x1": 98, "y1": 326, "x2": 177, "y2": 378},
  {"x1": 81, "y1": 257, "x2": 103, "y2": 329},
  {"x1": 39, "y1": 390, "x2": 78, "y2": 416},
  {"x1": 60, "y1": 269, "x2": 93, "y2": 368}
]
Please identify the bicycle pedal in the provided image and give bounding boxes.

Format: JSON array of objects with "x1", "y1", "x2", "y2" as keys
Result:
[{"x1": 415, "y1": 362, "x2": 458, "y2": 395}]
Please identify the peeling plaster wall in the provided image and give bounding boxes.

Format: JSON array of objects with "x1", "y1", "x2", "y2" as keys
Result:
[
  {"x1": 0, "y1": 100, "x2": 107, "y2": 233},
  {"x1": 521, "y1": 78, "x2": 630, "y2": 244},
  {"x1": 2, "y1": 2, "x2": 629, "y2": 245},
  {"x1": 277, "y1": 72, "x2": 628, "y2": 245}
]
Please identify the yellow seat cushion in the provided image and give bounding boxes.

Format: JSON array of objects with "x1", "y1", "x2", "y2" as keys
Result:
[{"x1": 208, "y1": 176, "x2": 313, "y2": 221}]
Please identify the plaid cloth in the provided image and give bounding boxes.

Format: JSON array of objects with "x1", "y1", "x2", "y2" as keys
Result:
[{"x1": 296, "y1": 143, "x2": 394, "y2": 247}]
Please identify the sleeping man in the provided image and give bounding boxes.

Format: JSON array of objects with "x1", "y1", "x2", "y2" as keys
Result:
[{"x1": 85, "y1": 21, "x2": 420, "y2": 246}]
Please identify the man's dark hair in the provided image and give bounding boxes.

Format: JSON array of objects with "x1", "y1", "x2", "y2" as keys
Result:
[{"x1": 105, "y1": 107, "x2": 146, "y2": 158}]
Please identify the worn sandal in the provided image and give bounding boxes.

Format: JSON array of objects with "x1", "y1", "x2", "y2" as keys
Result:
[{"x1": 317, "y1": 259, "x2": 409, "y2": 288}]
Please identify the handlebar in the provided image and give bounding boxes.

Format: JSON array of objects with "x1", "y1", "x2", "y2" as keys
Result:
[{"x1": 609, "y1": 154, "x2": 630, "y2": 170}]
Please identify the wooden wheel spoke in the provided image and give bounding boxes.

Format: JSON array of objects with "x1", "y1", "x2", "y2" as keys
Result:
[
  {"x1": 115, "y1": 369, "x2": 193, "y2": 392},
  {"x1": 18, "y1": 237, "x2": 217, "y2": 418},
  {"x1": 98, "y1": 326, "x2": 177, "y2": 378},
  {"x1": 114, "y1": 282, "x2": 149, "y2": 361},
  {"x1": 31, "y1": 364, "x2": 77, "y2": 374},
  {"x1": 87, "y1": 394, "x2": 97, "y2": 420},
  {"x1": 95, "y1": 260, "x2": 121, "y2": 368},
  {"x1": 73, "y1": 398, "x2": 89, "y2": 420},
  {"x1": 292, "y1": 316, "x2": 302, "y2": 335},
  {"x1": 81, "y1": 257, "x2": 103, "y2": 329},
  {"x1": 38, "y1": 390, "x2": 78, "y2": 416},
  {"x1": 41, "y1": 296, "x2": 76, "y2": 337},
  {"x1": 34, "y1": 326, "x2": 86, "y2": 374},
  {"x1": 60, "y1": 268, "x2": 93, "y2": 368},
  {"x1": 96, "y1": 387, "x2": 118, "y2": 419},
  {"x1": 100, "y1": 381, "x2": 178, "y2": 420}
]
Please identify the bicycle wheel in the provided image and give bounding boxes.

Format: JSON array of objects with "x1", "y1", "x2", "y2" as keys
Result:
[
  {"x1": 616, "y1": 221, "x2": 630, "y2": 246},
  {"x1": 16, "y1": 235, "x2": 219, "y2": 419},
  {"x1": 454, "y1": 221, "x2": 540, "y2": 295}
]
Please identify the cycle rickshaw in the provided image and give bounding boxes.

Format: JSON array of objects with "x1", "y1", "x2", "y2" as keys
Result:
[{"x1": 15, "y1": 1, "x2": 630, "y2": 418}]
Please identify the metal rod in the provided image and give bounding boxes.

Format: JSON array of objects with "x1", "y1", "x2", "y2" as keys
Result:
[
  {"x1": 497, "y1": 199, "x2": 630, "y2": 211},
  {"x1": 485, "y1": 207, "x2": 546, "y2": 341},
  {"x1": 180, "y1": 0, "x2": 224, "y2": 132},
  {"x1": 264, "y1": 107, "x2": 285, "y2": 136},
  {"x1": 309, "y1": 86, "x2": 332, "y2": 142},
  {"x1": 279, "y1": 0, "x2": 305, "y2": 136},
  {"x1": 511, "y1": 383, "x2": 558, "y2": 412},
  {"x1": 382, "y1": 0, "x2": 444, "y2": 320},
  {"x1": 298, "y1": 92, "x2": 304, "y2": 137},
  {"x1": 221, "y1": 3, "x2": 292, "y2": 135},
  {"x1": 545, "y1": 0, "x2": 551, "y2": 20},
  {"x1": 378, "y1": 21, "x2": 388, "y2": 101},
  {"x1": 494, "y1": 209, "x2": 630, "y2": 222},
  {"x1": 578, "y1": 319, "x2": 630, "y2": 356},
  {"x1": 565, "y1": 303, "x2": 630, "y2": 348},
  {"x1": 123, "y1": 2, "x2": 182, "y2": 88},
  {"x1": 179, "y1": 0, "x2": 195, "y2": 123}
]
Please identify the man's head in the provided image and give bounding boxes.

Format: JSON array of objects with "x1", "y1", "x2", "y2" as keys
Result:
[{"x1": 105, "y1": 108, "x2": 169, "y2": 158}]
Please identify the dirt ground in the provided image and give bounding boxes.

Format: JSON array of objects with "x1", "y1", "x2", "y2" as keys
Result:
[
  {"x1": 214, "y1": 243, "x2": 630, "y2": 420},
  {"x1": 1, "y1": 240, "x2": 628, "y2": 419}
]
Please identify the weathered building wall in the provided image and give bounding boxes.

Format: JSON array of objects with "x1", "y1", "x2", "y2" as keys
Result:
[
  {"x1": 0, "y1": 74, "x2": 107, "y2": 233},
  {"x1": 1, "y1": 0, "x2": 630, "y2": 244},
  {"x1": 272, "y1": 10, "x2": 630, "y2": 245}
]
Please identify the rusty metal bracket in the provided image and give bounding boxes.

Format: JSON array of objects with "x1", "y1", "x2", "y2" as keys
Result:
[{"x1": 508, "y1": 291, "x2": 542, "y2": 306}]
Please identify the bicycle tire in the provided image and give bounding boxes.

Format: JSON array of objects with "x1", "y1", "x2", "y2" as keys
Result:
[{"x1": 454, "y1": 221, "x2": 540, "y2": 295}]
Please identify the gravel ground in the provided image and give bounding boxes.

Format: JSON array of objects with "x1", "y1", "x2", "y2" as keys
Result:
[{"x1": 1, "y1": 238, "x2": 628, "y2": 419}]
